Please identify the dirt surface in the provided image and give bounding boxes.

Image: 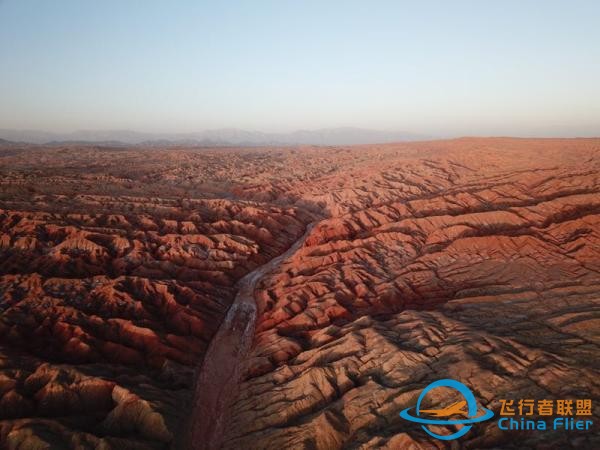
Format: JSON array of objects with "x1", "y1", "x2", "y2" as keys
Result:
[
  {"x1": 0, "y1": 138, "x2": 599, "y2": 449},
  {"x1": 186, "y1": 223, "x2": 315, "y2": 450}
]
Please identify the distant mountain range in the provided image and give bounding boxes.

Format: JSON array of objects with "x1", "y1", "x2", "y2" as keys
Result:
[{"x1": 0, "y1": 127, "x2": 426, "y2": 146}]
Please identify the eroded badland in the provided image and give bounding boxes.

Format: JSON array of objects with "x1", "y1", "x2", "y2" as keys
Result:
[{"x1": 0, "y1": 138, "x2": 598, "y2": 449}]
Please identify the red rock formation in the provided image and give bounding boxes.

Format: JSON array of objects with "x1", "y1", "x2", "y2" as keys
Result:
[
  {"x1": 220, "y1": 139, "x2": 600, "y2": 450},
  {"x1": 0, "y1": 138, "x2": 598, "y2": 449},
  {"x1": 0, "y1": 145, "x2": 313, "y2": 448}
]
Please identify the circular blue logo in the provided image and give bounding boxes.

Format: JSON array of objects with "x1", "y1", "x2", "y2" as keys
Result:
[{"x1": 399, "y1": 379, "x2": 494, "y2": 440}]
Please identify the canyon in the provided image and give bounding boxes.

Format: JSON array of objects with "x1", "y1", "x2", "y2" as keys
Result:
[{"x1": 0, "y1": 138, "x2": 598, "y2": 449}]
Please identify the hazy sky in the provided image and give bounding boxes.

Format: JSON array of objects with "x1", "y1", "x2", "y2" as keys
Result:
[{"x1": 1, "y1": 0, "x2": 599, "y2": 136}]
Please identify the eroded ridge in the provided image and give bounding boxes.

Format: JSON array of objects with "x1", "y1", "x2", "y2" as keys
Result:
[
  {"x1": 221, "y1": 139, "x2": 600, "y2": 449},
  {"x1": 186, "y1": 223, "x2": 315, "y2": 450},
  {"x1": 0, "y1": 146, "x2": 313, "y2": 449},
  {"x1": 0, "y1": 138, "x2": 599, "y2": 449}
]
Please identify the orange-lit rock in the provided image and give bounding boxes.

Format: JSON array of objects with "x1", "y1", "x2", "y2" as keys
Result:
[{"x1": 1, "y1": 138, "x2": 599, "y2": 449}]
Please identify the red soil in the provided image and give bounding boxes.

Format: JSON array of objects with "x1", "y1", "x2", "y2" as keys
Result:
[{"x1": 0, "y1": 138, "x2": 598, "y2": 449}]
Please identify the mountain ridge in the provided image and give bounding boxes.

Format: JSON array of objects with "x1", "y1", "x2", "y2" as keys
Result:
[{"x1": 0, "y1": 127, "x2": 426, "y2": 146}]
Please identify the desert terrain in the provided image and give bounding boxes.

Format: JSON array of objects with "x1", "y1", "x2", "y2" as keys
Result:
[{"x1": 0, "y1": 138, "x2": 598, "y2": 449}]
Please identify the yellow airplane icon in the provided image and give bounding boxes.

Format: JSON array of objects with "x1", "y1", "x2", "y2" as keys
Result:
[{"x1": 420, "y1": 401, "x2": 468, "y2": 417}]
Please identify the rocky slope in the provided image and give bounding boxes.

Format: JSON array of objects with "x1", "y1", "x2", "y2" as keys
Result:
[
  {"x1": 0, "y1": 146, "x2": 313, "y2": 449},
  {"x1": 0, "y1": 138, "x2": 598, "y2": 449},
  {"x1": 222, "y1": 138, "x2": 600, "y2": 449}
]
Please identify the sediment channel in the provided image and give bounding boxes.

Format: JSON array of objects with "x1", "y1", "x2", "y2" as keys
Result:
[{"x1": 185, "y1": 223, "x2": 316, "y2": 449}]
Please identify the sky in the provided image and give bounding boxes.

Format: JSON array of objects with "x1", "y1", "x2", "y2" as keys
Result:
[{"x1": 1, "y1": 0, "x2": 599, "y2": 137}]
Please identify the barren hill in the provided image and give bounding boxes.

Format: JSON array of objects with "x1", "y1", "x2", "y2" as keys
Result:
[{"x1": 0, "y1": 138, "x2": 598, "y2": 449}]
